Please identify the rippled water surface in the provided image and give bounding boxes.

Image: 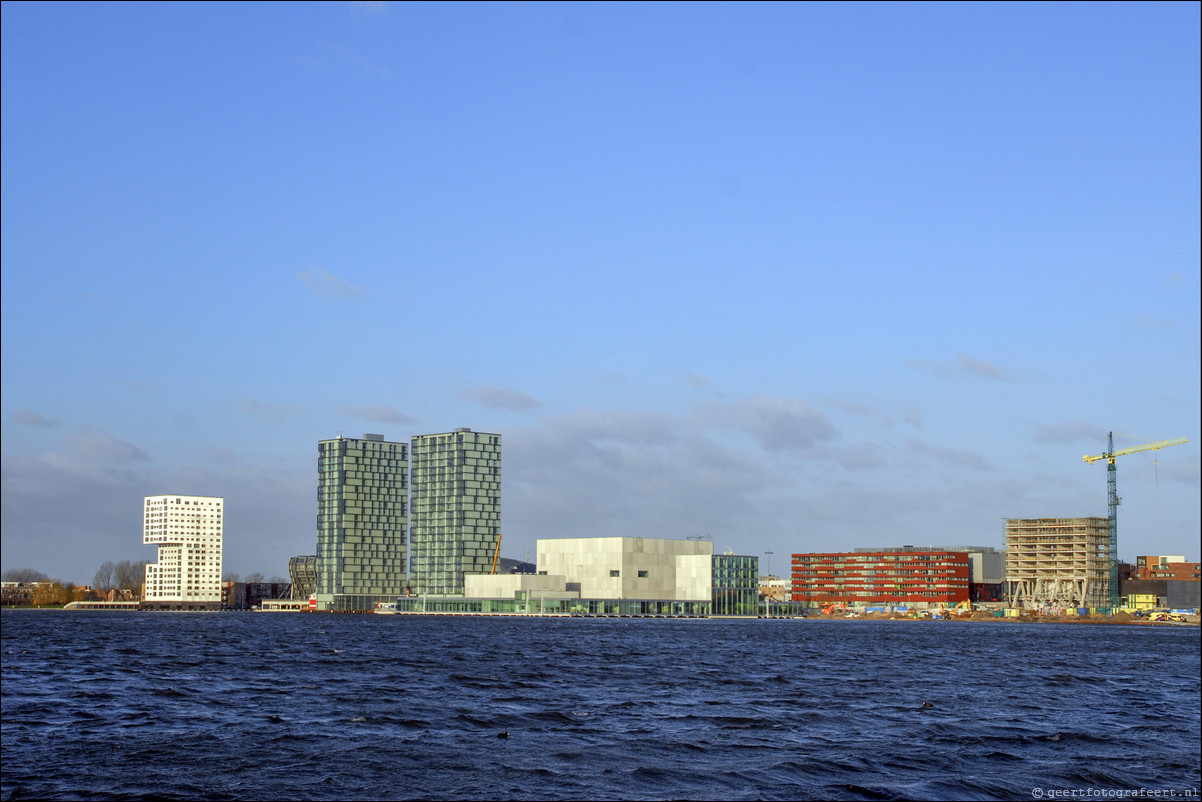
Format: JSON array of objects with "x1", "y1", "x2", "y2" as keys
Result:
[{"x1": 2, "y1": 610, "x2": 1199, "y2": 801}]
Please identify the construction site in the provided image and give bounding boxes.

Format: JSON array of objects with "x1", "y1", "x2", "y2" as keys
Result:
[
  {"x1": 1004, "y1": 517, "x2": 1111, "y2": 609},
  {"x1": 1003, "y1": 434, "x2": 1191, "y2": 612}
]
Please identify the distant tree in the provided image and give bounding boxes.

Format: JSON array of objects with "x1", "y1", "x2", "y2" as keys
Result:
[
  {"x1": 223, "y1": 572, "x2": 240, "y2": 583},
  {"x1": 93, "y1": 561, "x2": 116, "y2": 591},
  {"x1": 135, "y1": 561, "x2": 148, "y2": 597},
  {"x1": 113, "y1": 560, "x2": 148, "y2": 598},
  {"x1": 2, "y1": 568, "x2": 49, "y2": 584},
  {"x1": 268, "y1": 575, "x2": 287, "y2": 584},
  {"x1": 244, "y1": 572, "x2": 265, "y2": 584},
  {"x1": 32, "y1": 580, "x2": 72, "y2": 607},
  {"x1": 30, "y1": 583, "x2": 52, "y2": 606}
]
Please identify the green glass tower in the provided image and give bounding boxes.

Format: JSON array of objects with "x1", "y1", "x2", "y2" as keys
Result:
[
  {"x1": 316, "y1": 434, "x2": 408, "y2": 610},
  {"x1": 409, "y1": 428, "x2": 501, "y2": 596}
]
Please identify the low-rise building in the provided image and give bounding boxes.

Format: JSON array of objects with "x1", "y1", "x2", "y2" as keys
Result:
[
  {"x1": 791, "y1": 550, "x2": 971, "y2": 607},
  {"x1": 759, "y1": 576, "x2": 790, "y2": 603},
  {"x1": 401, "y1": 536, "x2": 759, "y2": 616},
  {"x1": 1, "y1": 582, "x2": 34, "y2": 607},
  {"x1": 223, "y1": 582, "x2": 292, "y2": 610},
  {"x1": 1131, "y1": 556, "x2": 1200, "y2": 582},
  {"x1": 857, "y1": 545, "x2": 1004, "y2": 602},
  {"x1": 259, "y1": 598, "x2": 312, "y2": 612},
  {"x1": 1120, "y1": 578, "x2": 1201, "y2": 610},
  {"x1": 537, "y1": 536, "x2": 714, "y2": 601},
  {"x1": 1125, "y1": 593, "x2": 1159, "y2": 611}
]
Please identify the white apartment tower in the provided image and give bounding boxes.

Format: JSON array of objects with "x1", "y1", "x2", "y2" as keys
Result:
[{"x1": 143, "y1": 495, "x2": 224, "y2": 602}]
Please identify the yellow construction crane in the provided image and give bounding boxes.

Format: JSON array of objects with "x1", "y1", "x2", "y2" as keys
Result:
[
  {"x1": 1083, "y1": 432, "x2": 1187, "y2": 608},
  {"x1": 490, "y1": 533, "x2": 503, "y2": 575},
  {"x1": 1082, "y1": 436, "x2": 1188, "y2": 466}
]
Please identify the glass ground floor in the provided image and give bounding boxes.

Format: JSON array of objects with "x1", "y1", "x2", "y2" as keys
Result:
[
  {"x1": 387, "y1": 594, "x2": 806, "y2": 617},
  {"x1": 392, "y1": 595, "x2": 713, "y2": 616}
]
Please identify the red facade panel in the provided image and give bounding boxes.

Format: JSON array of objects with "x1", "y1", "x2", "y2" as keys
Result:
[{"x1": 790, "y1": 551, "x2": 970, "y2": 604}]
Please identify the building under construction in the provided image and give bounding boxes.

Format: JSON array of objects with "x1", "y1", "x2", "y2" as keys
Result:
[{"x1": 1004, "y1": 517, "x2": 1111, "y2": 609}]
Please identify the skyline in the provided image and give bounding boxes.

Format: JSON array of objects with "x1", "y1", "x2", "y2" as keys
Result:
[{"x1": 2, "y1": 2, "x2": 1199, "y2": 582}]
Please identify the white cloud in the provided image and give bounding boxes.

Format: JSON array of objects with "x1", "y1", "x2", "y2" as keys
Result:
[
  {"x1": 692, "y1": 395, "x2": 839, "y2": 452},
  {"x1": 0, "y1": 448, "x2": 313, "y2": 586},
  {"x1": 505, "y1": 410, "x2": 776, "y2": 545},
  {"x1": 905, "y1": 353, "x2": 1010, "y2": 380},
  {"x1": 206, "y1": 445, "x2": 240, "y2": 465},
  {"x1": 63, "y1": 428, "x2": 149, "y2": 464},
  {"x1": 458, "y1": 385, "x2": 539, "y2": 412},
  {"x1": 541, "y1": 408, "x2": 674, "y2": 447},
  {"x1": 297, "y1": 266, "x2": 363, "y2": 298},
  {"x1": 1130, "y1": 316, "x2": 1176, "y2": 331},
  {"x1": 350, "y1": 0, "x2": 387, "y2": 13},
  {"x1": 956, "y1": 353, "x2": 1005, "y2": 379},
  {"x1": 1163, "y1": 455, "x2": 1200, "y2": 485},
  {"x1": 1031, "y1": 421, "x2": 1108, "y2": 445},
  {"x1": 327, "y1": 44, "x2": 391, "y2": 79},
  {"x1": 341, "y1": 404, "x2": 415, "y2": 424},
  {"x1": 823, "y1": 398, "x2": 895, "y2": 429},
  {"x1": 905, "y1": 438, "x2": 995, "y2": 471},
  {"x1": 238, "y1": 398, "x2": 303, "y2": 423},
  {"x1": 12, "y1": 409, "x2": 60, "y2": 428},
  {"x1": 825, "y1": 442, "x2": 889, "y2": 471}
]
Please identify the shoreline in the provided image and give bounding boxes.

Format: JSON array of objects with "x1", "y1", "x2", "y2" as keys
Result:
[
  {"x1": 805, "y1": 612, "x2": 1200, "y2": 626},
  {"x1": 4, "y1": 606, "x2": 1198, "y2": 625}
]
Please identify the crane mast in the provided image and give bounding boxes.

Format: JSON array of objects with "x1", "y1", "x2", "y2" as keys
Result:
[
  {"x1": 1083, "y1": 433, "x2": 1187, "y2": 609},
  {"x1": 1105, "y1": 432, "x2": 1120, "y2": 611}
]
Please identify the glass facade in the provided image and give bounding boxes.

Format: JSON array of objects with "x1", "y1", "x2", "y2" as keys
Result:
[
  {"x1": 385, "y1": 549, "x2": 763, "y2": 618},
  {"x1": 316, "y1": 435, "x2": 408, "y2": 601},
  {"x1": 711, "y1": 554, "x2": 760, "y2": 616},
  {"x1": 391, "y1": 596, "x2": 711, "y2": 616},
  {"x1": 409, "y1": 429, "x2": 501, "y2": 596},
  {"x1": 288, "y1": 555, "x2": 317, "y2": 600}
]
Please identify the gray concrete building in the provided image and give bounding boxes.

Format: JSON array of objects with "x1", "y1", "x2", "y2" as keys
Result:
[{"x1": 449, "y1": 537, "x2": 760, "y2": 616}]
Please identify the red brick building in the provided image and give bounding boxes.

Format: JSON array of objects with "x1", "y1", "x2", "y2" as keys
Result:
[
  {"x1": 1132, "y1": 556, "x2": 1201, "y2": 582},
  {"x1": 791, "y1": 550, "x2": 970, "y2": 605}
]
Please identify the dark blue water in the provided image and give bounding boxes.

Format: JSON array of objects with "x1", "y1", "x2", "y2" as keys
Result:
[{"x1": 2, "y1": 611, "x2": 1199, "y2": 801}]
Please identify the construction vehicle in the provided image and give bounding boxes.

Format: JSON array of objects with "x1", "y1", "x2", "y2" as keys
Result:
[
  {"x1": 820, "y1": 602, "x2": 850, "y2": 615},
  {"x1": 1083, "y1": 433, "x2": 1187, "y2": 608}
]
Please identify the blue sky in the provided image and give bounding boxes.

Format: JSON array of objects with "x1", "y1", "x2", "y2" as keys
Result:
[{"x1": 3, "y1": 1, "x2": 1199, "y2": 583}]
